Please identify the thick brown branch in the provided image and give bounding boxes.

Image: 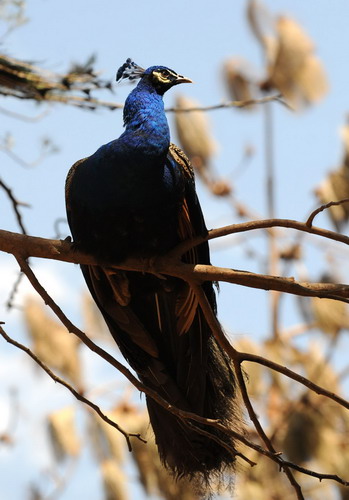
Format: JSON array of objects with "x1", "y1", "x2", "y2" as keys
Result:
[{"x1": 1, "y1": 228, "x2": 349, "y2": 304}]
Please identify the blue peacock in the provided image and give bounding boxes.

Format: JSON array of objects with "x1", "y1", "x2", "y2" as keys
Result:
[{"x1": 65, "y1": 59, "x2": 239, "y2": 485}]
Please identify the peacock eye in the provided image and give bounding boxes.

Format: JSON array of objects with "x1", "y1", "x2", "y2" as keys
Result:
[{"x1": 161, "y1": 70, "x2": 169, "y2": 77}]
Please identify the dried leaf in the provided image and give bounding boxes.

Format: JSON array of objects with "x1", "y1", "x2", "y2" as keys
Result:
[
  {"x1": 315, "y1": 423, "x2": 349, "y2": 477},
  {"x1": 223, "y1": 58, "x2": 256, "y2": 108},
  {"x1": 23, "y1": 297, "x2": 82, "y2": 386},
  {"x1": 315, "y1": 119, "x2": 349, "y2": 228},
  {"x1": 264, "y1": 15, "x2": 328, "y2": 107},
  {"x1": 89, "y1": 410, "x2": 127, "y2": 464},
  {"x1": 315, "y1": 167, "x2": 349, "y2": 230},
  {"x1": 282, "y1": 405, "x2": 322, "y2": 463},
  {"x1": 82, "y1": 292, "x2": 111, "y2": 343},
  {"x1": 109, "y1": 405, "x2": 167, "y2": 497},
  {"x1": 47, "y1": 406, "x2": 80, "y2": 462},
  {"x1": 236, "y1": 454, "x2": 291, "y2": 500},
  {"x1": 296, "y1": 55, "x2": 328, "y2": 104},
  {"x1": 311, "y1": 296, "x2": 349, "y2": 336},
  {"x1": 131, "y1": 427, "x2": 159, "y2": 496},
  {"x1": 246, "y1": 0, "x2": 278, "y2": 64},
  {"x1": 340, "y1": 119, "x2": 349, "y2": 168},
  {"x1": 101, "y1": 459, "x2": 128, "y2": 500},
  {"x1": 108, "y1": 405, "x2": 200, "y2": 499},
  {"x1": 210, "y1": 179, "x2": 232, "y2": 196},
  {"x1": 173, "y1": 94, "x2": 217, "y2": 170},
  {"x1": 339, "y1": 485, "x2": 349, "y2": 500},
  {"x1": 279, "y1": 243, "x2": 302, "y2": 261},
  {"x1": 303, "y1": 342, "x2": 339, "y2": 392}
]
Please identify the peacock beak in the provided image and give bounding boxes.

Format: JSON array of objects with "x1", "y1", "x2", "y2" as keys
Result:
[{"x1": 173, "y1": 74, "x2": 193, "y2": 85}]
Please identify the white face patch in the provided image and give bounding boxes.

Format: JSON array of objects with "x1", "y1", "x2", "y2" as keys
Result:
[{"x1": 152, "y1": 69, "x2": 178, "y2": 85}]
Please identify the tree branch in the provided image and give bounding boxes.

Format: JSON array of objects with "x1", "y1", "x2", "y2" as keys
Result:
[
  {"x1": 1, "y1": 227, "x2": 349, "y2": 304},
  {"x1": 0, "y1": 235, "x2": 347, "y2": 492},
  {"x1": 306, "y1": 198, "x2": 349, "y2": 227},
  {"x1": 0, "y1": 326, "x2": 145, "y2": 451}
]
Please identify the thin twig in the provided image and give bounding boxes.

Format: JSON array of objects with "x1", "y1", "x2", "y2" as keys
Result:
[
  {"x1": 0, "y1": 105, "x2": 50, "y2": 122},
  {"x1": 0, "y1": 144, "x2": 51, "y2": 169},
  {"x1": 306, "y1": 198, "x2": 349, "y2": 227},
  {"x1": 239, "y1": 351, "x2": 349, "y2": 409},
  {"x1": 0, "y1": 181, "x2": 29, "y2": 308},
  {"x1": 3, "y1": 92, "x2": 289, "y2": 113},
  {"x1": 6, "y1": 270, "x2": 24, "y2": 310},
  {"x1": 0, "y1": 179, "x2": 29, "y2": 234},
  {"x1": 0, "y1": 326, "x2": 145, "y2": 451},
  {"x1": 165, "y1": 94, "x2": 292, "y2": 112},
  {"x1": 170, "y1": 217, "x2": 349, "y2": 260}
]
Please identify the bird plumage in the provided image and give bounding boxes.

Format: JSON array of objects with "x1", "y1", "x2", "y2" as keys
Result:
[{"x1": 65, "y1": 60, "x2": 239, "y2": 485}]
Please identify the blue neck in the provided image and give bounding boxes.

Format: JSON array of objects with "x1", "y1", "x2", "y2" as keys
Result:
[{"x1": 119, "y1": 79, "x2": 170, "y2": 157}]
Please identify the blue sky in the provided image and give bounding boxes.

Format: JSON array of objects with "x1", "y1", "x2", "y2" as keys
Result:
[{"x1": 1, "y1": 1, "x2": 349, "y2": 498}]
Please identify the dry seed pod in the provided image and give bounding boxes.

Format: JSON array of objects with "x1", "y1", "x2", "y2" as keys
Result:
[
  {"x1": 82, "y1": 292, "x2": 111, "y2": 343},
  {"x1": 47, "y1": 406, "x2": 80, "y2": 462},
  {"x1": 311, "y1": 296, "x2": 349, "y2": 336},
  {"x1": 89, "y1": 410, "x2": 126, "y2": 463},
  {"x1": 24, "y1": 297, "x2": 81, "y2": 386},
  {"x1": 236, "y1": 482, "x2": 267, "y2": 500},
  {"x1": 223, "y1": 58, "x2": 256, "y2": 108},
  {"x1": 113, "y1": 406, "x2": 161, "y2": 496},
  {"x1": 339, "y1": 486, "x2": 349, "y2": 500},
  {"x1": 173, "y1": 94, "x2": 217, "y2": 170},
  {"x1": 111, "y1": 402, "x2": 149, "y2": 435},
  {"x1": 279, "y1": 243, "x2": 301, "y2": 261},
  {"x1": 295, "y1": 54, "x2": 329, "y2": 104},
  {"x1": 264, "y1": 16, "x2": 328, "y2": 107},
  {"x1": 340, "y1": 119, "x2": 349, "y2": 168},
  {"x1": 315, "y1": 167, "x2": 349, "y2": 230},
  {"x1": 246, "y1": 0, "x2": 278, "y2": 64},
  {"x1": 210, "y1": 179, "x2": 232, "y2": 196},
  {"x1": 132, "y1": 431, "x2": 158, "y2": 495},
  {"x1": 101, "y1": 458, "x2": 128, "y2": 500},
  {"x1": 304, "y1": 342, "x2": 339, "y2": 392},
  {"x1": 118, "y1": 407, "x2": 199, "y2": 499},
  {"x1": 315, "y1": 423, "x2": 346, "y2": 475},
  {"x1": 315, "y1": 119, "x2": 349, "y2": 229},
  {"x1": 237, "y1": 453, "x2": 290, "y2": 500},
  {"x1": 155, "y1": 467, "x2": 200, "y2": 500},
  {"x1": 282, "y1": 406, "x2": 322, "y2": 463},
  {"x1": 148, "y1": 436, "x2": 200, "y2": 500}
]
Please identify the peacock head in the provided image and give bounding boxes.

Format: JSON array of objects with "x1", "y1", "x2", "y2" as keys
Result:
[{"x1": 116, "y1": 58, "x2": 192, "y2": 95}]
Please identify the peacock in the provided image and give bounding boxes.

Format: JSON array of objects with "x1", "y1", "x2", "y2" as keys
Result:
[{"x1": 65, "y1": 58, "x2": 239, "y2": 485}]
